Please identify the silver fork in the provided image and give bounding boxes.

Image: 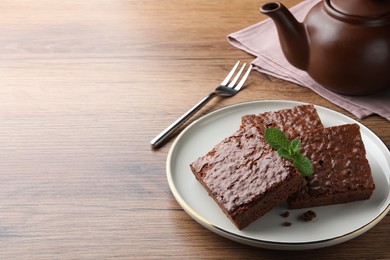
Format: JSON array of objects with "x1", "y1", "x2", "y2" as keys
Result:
[{"x1": 151, "y1": 61, "x2": 252, "y2": 149}]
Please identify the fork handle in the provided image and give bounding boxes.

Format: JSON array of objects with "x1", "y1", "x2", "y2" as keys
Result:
[{"x1": 151, "y1": 92, "x2": 217, "y2": 149}]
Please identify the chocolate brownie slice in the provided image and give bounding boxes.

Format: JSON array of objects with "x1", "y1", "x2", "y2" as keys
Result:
[
  {"x1": 288, "y1": 124, "x2": 375, "y2": 209},
  {"x1": 190, "y1": 125, "x2": 306, "y2": 230},
  {"x1": 241, "y1": 104, "x2": 324, "y2": 138}
]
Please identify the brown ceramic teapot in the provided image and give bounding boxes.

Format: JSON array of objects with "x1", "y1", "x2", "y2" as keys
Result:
[{"x1": 260, "y1": 0, "x2": 390, "y2": 96}]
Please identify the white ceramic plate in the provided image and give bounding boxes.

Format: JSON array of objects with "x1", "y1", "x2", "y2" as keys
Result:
[{"x1": 166, "y1": 100, "x2": 390, "y2": 250}]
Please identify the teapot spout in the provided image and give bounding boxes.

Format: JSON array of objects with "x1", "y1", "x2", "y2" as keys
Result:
[{"x1": 261, "y1": 2, "x2": 309, "y2": 71}]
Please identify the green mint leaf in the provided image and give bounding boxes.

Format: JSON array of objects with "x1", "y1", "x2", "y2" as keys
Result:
[
  {"x1": 293, "y1": 154, "x2": 314, "y2": 176},
  {"x1": 277, "y1": 148, "x2": 294, "y2": 160},
  {"x1": 264, "y1": 127, "x2": 314, "y2": 177},
  {"x1": 264, "y1": 128, "x2": 290, "y2": 150},
  {"x1": 289, "y1": 139, "x2": 301, "y2": 155}
]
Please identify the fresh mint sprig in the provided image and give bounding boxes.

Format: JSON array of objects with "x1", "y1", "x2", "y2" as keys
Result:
[{"x1": 264, "y1": 127, "x2": 314, "y2": 176}]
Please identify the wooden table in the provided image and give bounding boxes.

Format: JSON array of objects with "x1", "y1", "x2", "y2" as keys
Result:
[{"x1": 0, "y1": 0, "x2": 388, "y2": 258}]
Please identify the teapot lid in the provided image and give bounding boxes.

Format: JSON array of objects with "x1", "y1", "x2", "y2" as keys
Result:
[{"x1": 329, "y1": 0, "x2": 390, "y2": 17}]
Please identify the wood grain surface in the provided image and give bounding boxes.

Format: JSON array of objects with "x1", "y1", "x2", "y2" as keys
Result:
[{"x1": 0, "y1": 0, "x2": 388, "y2": 259}]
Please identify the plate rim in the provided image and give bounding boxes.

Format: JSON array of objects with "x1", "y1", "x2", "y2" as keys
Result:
[{"x1": 166, "y1": 100, "x2": 390, "y2": 250}]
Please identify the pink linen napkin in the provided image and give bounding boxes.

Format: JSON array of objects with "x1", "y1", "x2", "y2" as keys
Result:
[{"x1": 228, "y1": 0, "x2": 390, "y2": 121}]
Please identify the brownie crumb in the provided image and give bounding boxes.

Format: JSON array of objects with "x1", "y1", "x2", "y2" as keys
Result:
[
  {"x1": 282, "y1": 221, "x2": 292, "y2": 227},
  {"x1": 280, "y1": 211, "x2": 290, "y2": 218},
  {"x1": 301, "y1": 210, "x2": 317, "y2": 221}
]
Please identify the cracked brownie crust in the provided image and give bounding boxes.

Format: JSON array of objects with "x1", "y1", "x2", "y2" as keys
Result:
[{"x1": 288, "y1": 123, "x2": 375, "y2": 209}]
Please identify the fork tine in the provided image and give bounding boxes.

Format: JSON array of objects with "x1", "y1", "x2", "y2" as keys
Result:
[
  {"x1": 227, "y1": 63, "x2": 246, "y2": 88},
  {"x1": 220, "y1": 61, "x2": 240, "y2": 86},
  {"x1": 233, "y1": 64, "x2": 252, "y2": 91}
]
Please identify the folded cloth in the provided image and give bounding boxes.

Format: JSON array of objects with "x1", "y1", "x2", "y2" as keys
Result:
[{"x1": 228, "y1": 0, "x2": 390, "y2": 121}]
